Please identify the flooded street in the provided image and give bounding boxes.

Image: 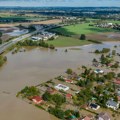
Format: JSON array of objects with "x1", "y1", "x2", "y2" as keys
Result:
[{"x1": 0, "y1": 42, "x2": 120, "y2": 120}]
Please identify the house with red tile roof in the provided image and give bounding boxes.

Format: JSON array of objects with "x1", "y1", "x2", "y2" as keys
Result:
[
  {"x1": 66, "y1": 93, "x2": 72, "y2": 99},
  {"x1": 32, "y1": 96, "x2": 43, "y2": 104},
  {"x1": 114, "y1": 79, "x2": 120, "y2": 85},
  {"x1": 65, "y1": 79, "x2": 74, "y2": 84}
]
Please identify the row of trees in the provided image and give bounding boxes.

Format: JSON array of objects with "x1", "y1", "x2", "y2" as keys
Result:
[
  {"x1": 48, "y1": 106, "x2": 80, "y2": 119},
  {"x1": 17, "y1": 40, "x2": 55, "y2": 49},
  {"x1": 18, "y1": 86, "x2": 40, "y2": 98},
  {"x1": 100, "y1": 54, "x2": 113, "y2": 65},
  {"x1": 95, "y1": 48, "x2": 110, "y2": 54}
]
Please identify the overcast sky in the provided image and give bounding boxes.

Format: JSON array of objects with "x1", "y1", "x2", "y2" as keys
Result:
[{"x1": 0, "y1": 0, "x2": 120, "y2": 7}]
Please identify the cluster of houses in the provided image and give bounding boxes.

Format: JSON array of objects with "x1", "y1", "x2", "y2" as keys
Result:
[
  {"x1": 31, "y1": 31, "x2": 57, "y2": 41},
  {"x1": 94, "y1": 22, "x2": 113, "y2": 28},
  {"x1": 19, "y1": 53, "x2": 120, "y2": 120},
  {"x1": 93, "y1": 22, "x2": 120, "y2": 30},
  {"x1": 29, "y1": 72, "x2": 120, "y2": 120},
  {"x1": 30, "y1": 81, "x2": 116, "y2": 120}
]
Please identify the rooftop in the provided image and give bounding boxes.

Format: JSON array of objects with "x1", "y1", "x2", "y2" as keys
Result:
[
  {"x1": 98, "y1": 112, "x2": 110, "y2": 120},
  {"x1": 106, "y1": 99, "x2": 118, "y2": 107}
]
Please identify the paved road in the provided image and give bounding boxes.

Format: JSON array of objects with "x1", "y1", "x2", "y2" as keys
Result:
[
  {"x1": 0, "y1": 24, "x2": 62, "y2": 54},
  {"x1": 0, "y1": 30, "x2": 38, "y2": 54}
]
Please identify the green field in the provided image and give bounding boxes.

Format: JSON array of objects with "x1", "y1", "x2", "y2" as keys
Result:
[
  {"x1": 0, "y1": 16, "x2": 47, "y2": 21},
  {"x1": 46, "y1": 36, "x2": 92, "y2": 47},
  {"x1": 51, "y1": 23, "x2": 117, "y2": 36},
  {"x1": 0, "y1": 13, "x2": 48, "y2": 22}
]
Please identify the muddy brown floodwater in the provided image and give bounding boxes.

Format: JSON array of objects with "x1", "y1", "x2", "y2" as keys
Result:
[{"x1": 0, "y1": 42, "x2": 120, "y2": 120}]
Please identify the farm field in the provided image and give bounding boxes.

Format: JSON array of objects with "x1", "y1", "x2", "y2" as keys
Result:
[
  {"x1": 0, "y1": 12, "x2": 48, "y2": 21},
  {"x1": 0, "y1": 19, "x2": 62, "y2": 27},
  {"x1": 51, "y1": 23, "x2": 118, "y2": 36},
  {"x1": 46, "y1": 36, "x2": 92, "y2": 47},
  {"x1": 0, "y1": 15, "x2": 48, "y2": 21}
]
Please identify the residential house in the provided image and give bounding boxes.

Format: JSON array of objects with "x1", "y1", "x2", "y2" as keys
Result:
[
  {"x1": 77, "y1": 77, "x2": 81, "y2": 81},
  {"x1": 32, "y1": 96, "x2": 43, "y2": 104},
  {"x1": 65, "y1": 79, "x2": 74, "y2": 84},
  {"x1": 78, "y1": 115, "x2": 93, "y2": 120},
  {"x1": 97, "y1": 112, "x2": 110, "y2": 120},
  {"x1": 66, "y1": 93, "x2": 72, "y2": 99},
  {"x1": 94, "y1": 69, "x2": 104, "y2": 74},
  {"x1": 31, "y1": 36, "x2": 42, "y2": 41},
  {"x1": 114, "y1": 79, "x2": 120, "y2": 86},
  {"x1": 55, "y1": 84, "x2": 69, "y2": 91},
  {"x1": 89, "y1": 103, "x2": 100, "y2": 110},
  {"x1": 106, "y1": 99, "x2": 119, "y2": 110}
]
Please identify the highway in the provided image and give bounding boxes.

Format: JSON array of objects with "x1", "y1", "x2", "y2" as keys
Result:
[
  {"x1": 0, "y1": 30, "x2": 38, "y2": 54},
  {"x1": 0, "y1": 24, "x2": 61, "y2": 54}
]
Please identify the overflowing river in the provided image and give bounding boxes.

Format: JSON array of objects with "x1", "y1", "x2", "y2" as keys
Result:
[{"x1": 0, "y1": 42, "x2": 120, "y2": 120}]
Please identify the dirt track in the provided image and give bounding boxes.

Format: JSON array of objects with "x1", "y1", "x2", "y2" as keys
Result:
[{"x1": 0, "y1": 19, "x2": 62, "y2": 27}]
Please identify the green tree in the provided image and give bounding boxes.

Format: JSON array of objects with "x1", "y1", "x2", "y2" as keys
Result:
[
  {"x1": 66, "y1": 68, "x2": 73, "y2": 74},
  {"x1": 80, "y1": 34, "x2": 86, "y2": 40},
  {"x1": 0, "y1": 55, "x2": 7, "y2": 66},
  {"x1": 104, "y1": 72, "x2": 116, "y2": 80},
  {"x1": 42, "y1": 92, "x2": 52, "y2": 101},
  {"x1": 0, "y1": 32, "x2": 2, "y2": 44},
  {"x1": 48, "y1": 107, "x2": 65, "y2": 119},
  {"x1": 28, "y1": 25, "x2": 36, "y2": 32},
  {"x1": 95, "y1": 49, "x2": 100, "y2": 54},
  {"x1": 111, "y1": 62, "x2": 119, "y2": 68},
  {"x1": 112, "y1": 50, "x2": 116, "y2": 55},
  {"x1": 117, "y1": 73, "x2": 120, "y2": 77},
  {"x1": 20, "y1": 86, "x2": 40, "y2": 98},
  {"x1": 52, "y1": 94, "x2": 66, "y2": 106},
  {"x1": 92, "y1": 58, "x2": 98, "y2": 62}
]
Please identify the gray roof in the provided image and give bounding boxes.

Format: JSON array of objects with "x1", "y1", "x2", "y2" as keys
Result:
[
  {"x1": 117, "y1": 91, "x2": 120, "y2": 96},
  {"x1": 98, "y1": 112, "x2": 110, "y2": 120},
  {"x1": 106, "y1": 100, "x2": 118, "y2": 107}
]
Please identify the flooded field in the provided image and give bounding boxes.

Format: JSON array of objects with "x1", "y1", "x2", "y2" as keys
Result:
[
  {"x1": 6, "y1": 29, "x2": 28, "y2": 36},
  {"x1": 0, "y1": 42, "x2": 120, "y2": 120},
  {"x1": 87, "y1": 32, "x2": 120, "y2": 41}
]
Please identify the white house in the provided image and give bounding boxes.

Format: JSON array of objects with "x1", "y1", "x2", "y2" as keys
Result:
[
  {"x1": 31, "y1": 36, "x2": 42, "y2": 41},
  {"x1": 55, "y1": 84, "x2": 69, "y2": 91},
  {"x1": 106, "y1": 99, "x2": 119, "y2": 110},
  {"x1": 94, "y1": 69, "x2": 104, "y2": 74}
]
